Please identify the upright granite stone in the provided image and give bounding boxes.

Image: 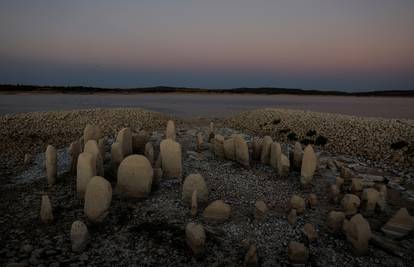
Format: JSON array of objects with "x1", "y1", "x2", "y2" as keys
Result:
[
  {"x1": 160, "y1": 139, "x2": 182, "y2": 178},
  {"x1": 84, "y1": 176, "x2": 112, "y2": 223},
  {"x1": 381, "y1": 208, "x2": 414, "y2": 239},
  {"x1": 84, "y1": 140, "x2": 104, "y2": 176},
  {"x1": 300, "y1": 145, "x2": 317, "y2": 185},
  {"x1": 341, "y1": 194, "x2": 361, "y2": 216},
  {"x1": 234, "y1": 135, "x2": 249, "y2": 168},
  {"x1": 40, "y1": 195, "x2": 53, "y2": 224},
  {"x1": 70, "y1": 220, "x2": 89, "y2": 252},
  {"x1": 293, "y1": 142, "x2": 303, "y2": 171},
  {"x1": 290, "y1": 195, "x2": 305, "y2": 214},
  {"x1": 203, "y1": 200, "x2": 231, "y2": 222},
  {"x1": 196, "y1": 132, "x2": 204, "y2": 152},
  {"x1": 343, "y1": 214, "x2": 372, "y2": 255},
  {"x1": 69, "y1": 141, "x2": 81, "y2": 176},
  {"x1": 279, "y1": 154, "x2": 290, "y2": 178},
  {"x1": 351, "y1": 178, "x2": 363, "y2": 193},
  {"x1": 191, "y1": 190, "x2": 198, "y2": 216},
  {"x1": 223, "y1": 138, "x2": 236, "y2": 161},
  {"x1": 252, "y1": 137, "x2": 263, "y2": 161},
  {"x1": 76, "y1": 152, "x2": 97, "y2": 198},
  {"x1": 307, "y1": 193, "x2": 318, "y2": 208},
  {"x1": 326, "y1": 211, "x2": 346, "y2": 233},
  {"x1": 185, "y1": 222, "x2": 206, "y2": 255},
  {"x1": 182, "y1": 174, "x2": 208, "y2": 205},
  {"x1": 288, "y1": 241, "x2": 309, "y2": 265},
  {"x1": 303, "y1": 223, "x2": 318, "y2": 241},
  {"x1": 83, "y1": 124, "x2": 102, "y2": 143},
  {"x1": 117, "y1": 155, "x2": 153, "y2": 197},
  {"x1": 260, "y1": 136, "x2": 273, "y2": 164},
  {"x1": 46, "y1": 145, "x2": 57, "y2": 186},
  {"x1": 111, "y1": 142, "x2": 124, "y2": 170},
  {"x1": 362, "y1": 188, "x2": 380, "y2": 212},
  {"x1": 116, "y1": 127, "x2": 133, "y2": 157},
  {"x1": 144, "y1": 142, "x2": 154, "y2": 165},
  {"x1": 166, "y1": 120, "x2": 176, "y2": 140},
  {"x1": 208, "y1": 122, "x2": 215, "y2": 142},
  {"x1": 214, "y1": 134, "x2": 225, "y2": 159},
  {"x1": 270, "y1": 142, "x2": 281, "y2": 170},
  {"x1": 132, "y1": 130, "x2": 150, "y2": 153}
]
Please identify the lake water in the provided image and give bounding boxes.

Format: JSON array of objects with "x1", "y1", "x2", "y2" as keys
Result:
[{"x1": 0, "y1": 93, "x2": 413, "y2": 119}]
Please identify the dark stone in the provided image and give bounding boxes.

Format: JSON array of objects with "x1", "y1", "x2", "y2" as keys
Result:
[{"x1": 391, "y1": 140, "x2": 408, "y2": 150}]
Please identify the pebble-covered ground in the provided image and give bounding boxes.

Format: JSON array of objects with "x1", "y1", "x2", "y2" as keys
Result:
[{"x1": 1, "y1": 108, "x2": 414, "y2": 266}]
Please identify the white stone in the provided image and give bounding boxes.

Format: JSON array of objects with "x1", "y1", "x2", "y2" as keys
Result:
[
  {"x1": 160, "y1": 139, "x2": 182, "y2": 178},
  {"x1": 117, "y1": 155, "x2": 153, "y2": 197},
  {"x1": 300, "y1": 145, "x2": 317, "y2": 185},
  {"x1": 76, "y1": 152, "x2": 96, "y2": 198}
]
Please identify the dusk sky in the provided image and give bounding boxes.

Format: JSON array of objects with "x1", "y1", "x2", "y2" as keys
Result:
[{"x1": 1, "y1": 0, "x2": 413, "y2": 91}]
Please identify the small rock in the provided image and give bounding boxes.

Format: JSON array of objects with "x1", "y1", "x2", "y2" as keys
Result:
[
  {"x1": 341, "y1": 194, "x2": 360, "y2": 216},
  {"x1": 254, "y1": 200, "x2": 268, "y2": 220},
  {"x1": 203, "y1": 200, "x2": 231, "y2": 222},
  {"x1": 290, "y1": 195, "x2": 305, "y2": 214},
  {"x1": 287, "y1": 241, "x2": 309, "y2": 265},
  {"x1": 185, "y1": 222, "x2": 205, "y2": 255}
]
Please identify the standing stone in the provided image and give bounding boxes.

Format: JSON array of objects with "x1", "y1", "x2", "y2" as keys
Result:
[
  {"x1": 98, "y1": 138, "x2": 105, "y2": 160},
  {"x1": 191, "y1": 190, "x2": 198, "y2": 217},
  {"x1": 40, "y1": 195, "x2": 53, "y2": 224},
  {"x1": 111, "y1": 142, "x2": 124, "y2": 170},
  {"x1": 76, "y1": 152, "x2": 96, "y2": 198},
  {"x1": 343, "y1": 214, "x2": 371, "y2": 255},
  {"x1": 144, "y1": 142, "x2": 154, "y2": 165},
  {"x1": 351, "y1": 178, "x2": 363, "y2": 193},
  {"x1": 84, "y1": 140, "x2": 104, "y2": 176},
  {"x1": 214, "y1": 134, "x2": 225, "y2": 159},
  {"x1": 203, "y1": 200, "x2": 231, "y2": 222},
  {"x1": 182, "y1": 174, "x2": 208, "y2": 205},
  {"x1": 270, "y1": 142, "x2": 281, "y2": 170},
  {"x1": 165, "y1": 120, "x2": 176, "y2": 140},
  {"x1": 279, "y1": 154, "x2": 290, "y2": 178},
  {"x1": 70, "y1": 221, "x2": 89, "y2": 252},
  {"x1": 196, "y1": 132, "x2": 204, "y2": 152},
  {"x1": 336, "y1": 176, "x2": 345, "y2": 189},
  {"x1": 341, "y1": 194, "x2": 361, "y2": 216},
  {"x1": 185, "y1": 222, "x2": 205, "y2": 255},
  {"x1": 160, "y1": 139, "x2": 182, "y2": 178},
  {"x1": 234, "y1": 135, "x2": 249, "y2": 168},
  {"x1": 223, "y1": 138, "x2": 236, "y2": 161},
  {"x1": 362, "y1": 188, "x2": 380, "y2": 213},
  {"x1": 116, "y1": 128, "x2": 133, "y2": 157},
  {"x1": 290, "y1": 195, "x2": 305, "y2": 214},
  {"x1": 69, "y1": 141, "x2": 81, "y2": 176},
  {"x1": 45, "y1": 145, "x2": 57, "y2": 186},
  {"x1": 381, "y1": 208, "x2": 414, "y2": 239},
  {"x1": 307, "y1": 193, "x2": 318, "y2": 208},
  {"x1": 255, "y1": 200, "x2": 268, "y2": 220},
  {"x1": 293, "y1": 142, "x2": 303, "y2": 171},
  {"x1": 260, "y1": 136, "x2": 273, "y2": 164},
  {"x1": 288, "y1": 241, "x2": 309, "y2": 265},
  {"x1": 208, "y1": 122, "x2": 215, "y2": 142},
  {"x1": 330, "y1": 184, "x2": 341, "y2": 203},
  {"x1": 252, "y1": 137, "x2": 263, "y2": 161},
  {"x1": 83, "y1": 124, "x2": 102, "y2": 143},
  {"x1": 84, "y1": 176, "x2": 112, "y2": 223},
  {"x1": 303, "y1": 223, "x2": 318, "y2": 241},
  {"x1": 326, "y1": 211, "x2": 346, "y2": 233},
  {"x1": 288, "y1": 209, "x2": 298, "y2": 225},
  {"x1": 376, "y1": 184, "x2": 387, "y2": 210},
  {"x1": 117, "y1": 155, "x2": 153, "y2": 197},
  {"x1": 132, "y1": 130, "x2": 150, "y2": 153},
  {"x1": 300, "y1": 145, "x2": 317, "y2": 185}
]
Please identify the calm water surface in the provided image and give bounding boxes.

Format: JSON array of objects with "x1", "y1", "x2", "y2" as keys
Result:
[{"x1": 0, "y1": 93, "x2": 413, "y2": 119}]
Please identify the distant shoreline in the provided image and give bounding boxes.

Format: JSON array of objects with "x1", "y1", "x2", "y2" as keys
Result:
[{"x1": 1, "y1": 84, "x2": 413, "y2": 97}]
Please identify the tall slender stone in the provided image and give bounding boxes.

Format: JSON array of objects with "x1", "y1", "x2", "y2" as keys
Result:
[
  {"x1": 84, "y1": 176, "x2": 112, "y2": 223},
  {"x1": 234, "y1": 135, "x2": 249, "y2": 168},
  {"x1": 166, "y1": 120, "x2": 176, "y2": 140},
  {"x1": 76, "y1": 152, "x2": 96, "y2": 198},
  {"x1": 260, "y1": 136, "x2": 272, "y2": 164},
  {"x1": 116, "y1": 127, "x2": 133, "y2": 157},
  {"x1": 293, "y1": 142, "x2": 303, "y2": 171},
  {"x1": 300, "y1": 145, "x2": 317, "y2": 186},
  {"x1": 40, "y1": 195, "x2": 53, "y2": 224},
  {"x1": 214, "y1": 134, "x2": 225, "y2": 159},
  {"x1": 111, "y1": 141, "x2": 124, "y2": 171},
  {"x1": 270, "y1": 142, "x2": 281, "y2": 170},
  {"x1": 252, "y1": 137, "x2": 263, "y2": 161},
  {"x1": 160, "y1": 139, "x2": 182, "y2": 178},
  {"x1": 144, "y1": 142, "x2": 154, "y2": 165},
  {"x1": 84, "y1": 140, "x2": 104, "y2": 176},
  {"x1": 45, "y1": 145, "x2": 57, "y2": 186},
  {"x1": 69, "y1": 141, "x2": 81, "y2": 176}
]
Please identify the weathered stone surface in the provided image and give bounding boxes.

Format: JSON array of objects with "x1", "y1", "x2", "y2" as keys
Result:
[
  {"x1": 69, "y1": 141, "x2": 81, "y2": 176},
  {"x1": 340, "y1": 166, "x2": 355, "y2": 180},
  {"x1": 234, "y1": 135, "x2": 249, "y2": 167},
  {"x1": 144, "y1": 142, "x2": 154, "y2": 165},
  {"x1": 288, "y1": 209, "x2": 297, "y2": 225},
  {"x1": 196, "y1": 132, "x2": 204, "y2": 151},
  {"x1": 293, "y1": 142, "x2": 303, "y2": 171},
  {"x1": 244, "y1": 244, "x2": 258, "y2": 266},
  {"x1": 326, "y1": 211, "x2": 346, "y2": 233},
  {"x1": 290, "y1": 195, "x2": 305, "y2": 214},
  {"x1": 269, "y1": 142, "x2": 281, "y2": 170},
  {"x1": 330, "y1": 184, "x2": 341, "y2": 203},
  {"x1": 166, "y1": 120, "x2": 176, "y2": 140},
  {"x1": 111, "y1": 142, "x2": 124, "y2": 170},
  {"x1": 288, "y1": 241, "x2": 309, "y2": 265},
  {"x1": 255, "y1": 200, "x2": 268, "y2": 220},
  {"x1": 208, "y1": 122, "x2": 215, "y2": 142},
  {"x1": 252, "y1": 137, "x2": 263, "y2": 161},
  {"x1": 116, "y1": 127, "x2": 133, "y2": 157},
  {"x1": 84, "y1": 176, "x2": 112, "y2": 223},
  {"x1": 279, "y1": 154, "x2": 290, "y2": 178},
  {"x1": 203, "y1": 200, "x2": 231, "y2": 222},
  {"x1": 84, "y1": 140, "x2": 104, "y2": 176},
  {"x1": 260, "y1": 136, "x2": 273, "y2": 164},
  {"x1": 191, "y1": 190, "x2": 198, "y2": 217},
  {"x1": 362, "y1": 188, "x2": 380, "y2": 212},
  {"x1": 214, "y1": 134, "x2": 225, "y2": 159},
  {"x1": 182, "y1": 174, "x2": 208, "y2": 205},
  {"x1": 45, "y1": 145, "x2": 57, "y2": 186},
  {"x1": 223, "y1": 138, "x2": 236, "y2": 161},
  {"x1": 117, "y1": 155, "x2": 153, "y2": 197},
  {"x1": 341, "y1": 194, "x2": 361, "y2": 216},
  {"x1": 335, "y1": 176, "x2": 344, "y2": 189},
  {"x1": 381, "y1": 208, "x2": 414, "y2": 239},
  {"x1": 300, "y1": 145, "x2": 317, "y2": 185},
  {"x1": 160, "y1": 139, "x2": 182, "y2": 178},
  {"x1": 132, "y1": 130, "x2": 150, "y2": 153},
  {"x1": 343, "y1": 214, "x2": 372, "y2": 255},
  {"x1": 376, "y1": 184, "x2": 387, "y2": 210},
  {"x1": 83, "y1": 124, "x2": 102, "y2": 143},
  {"x1": 70, "y1": 220, "x2": 89, "y2": 252},
  {"x1": 40, "y1": 195, "x2": 53, "y2": 224},
  {"x1": 307, "y1": 193, "x2": 318, "y2": 208},
  {"x1": 351, "y1": 178, "x2": 363, "y2": 193},
  {"x1": 76, "y1": 152, "x2": 96, "y2": 198},
  {"x1": 303, "y1": 223, "x2": 318, "y2": 241},
  {"x1": 185, "y1": 222, "x2": 205, "y2": 255}
]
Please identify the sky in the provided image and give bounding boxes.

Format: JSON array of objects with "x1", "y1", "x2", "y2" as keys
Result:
[{"x1": 0, "y1": 0, "x2": 413, "y2": 91}]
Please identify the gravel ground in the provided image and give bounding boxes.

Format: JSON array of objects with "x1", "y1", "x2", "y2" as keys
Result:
[{"x1": 1, "y1": 108, "x2": 414, "y2": 266}]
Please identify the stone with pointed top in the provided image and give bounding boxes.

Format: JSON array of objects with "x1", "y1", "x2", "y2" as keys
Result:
[
  {"x1": 166, "y1": 120, "x2": 176, "y2": 140},
  {"x1": 40, "y1": 195, "x2": 53, "y2": 224}
]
